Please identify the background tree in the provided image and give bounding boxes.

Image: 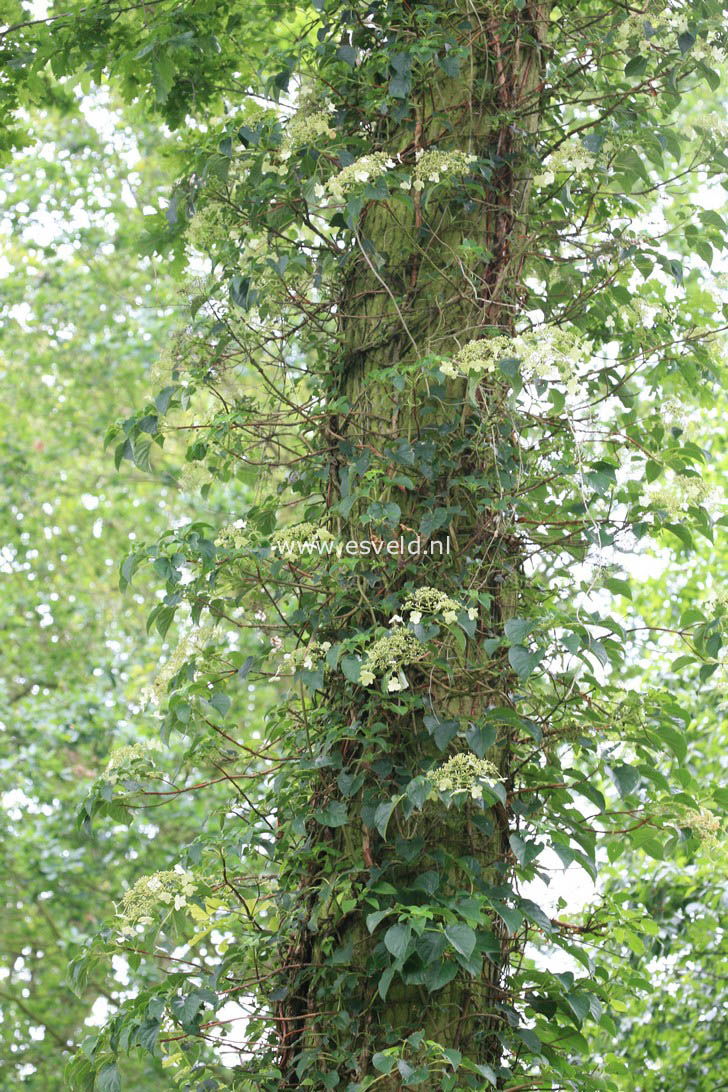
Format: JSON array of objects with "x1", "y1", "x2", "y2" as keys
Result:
[
  {"x1": 588, "y1": 420, "x2": 728, "y2": 1090},
  {"x1": 2, "y1": 0, "x2": 728, "y2": 1090},
  {"x1": 0, "y1": 92, "x2": 206, "y2": 1088}
]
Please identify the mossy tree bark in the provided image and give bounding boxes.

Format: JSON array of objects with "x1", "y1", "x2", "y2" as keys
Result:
[{"x1": 279, "y1": 2, "x2": 550, "y2": 1085}]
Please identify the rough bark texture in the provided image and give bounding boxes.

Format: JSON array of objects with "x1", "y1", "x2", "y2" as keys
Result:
[{"x1": 280, "y1": 2, "x2": 550, "y2": 1084}]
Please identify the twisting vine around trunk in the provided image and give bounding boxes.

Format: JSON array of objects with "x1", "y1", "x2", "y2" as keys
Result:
[
  {"x1": 63, "y1": 0, "x2": 728, "y2": 1089},
  {"x1": 275, "y1": 2, "x2": 551, "y2": 1084}
]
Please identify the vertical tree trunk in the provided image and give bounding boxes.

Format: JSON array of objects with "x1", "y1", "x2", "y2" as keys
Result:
[{"x1": 279, "y1": 3, "x2": 550, "y2": 1085}]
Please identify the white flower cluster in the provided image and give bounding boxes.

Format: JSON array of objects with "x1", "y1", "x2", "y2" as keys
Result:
[
  {"x1": 613, "y1": 2, "x2": 725, "y2": 66},
  {"x1": 689, "y1": 38, "x2": 724, "y2": 67},
  {"x1": 600, "y1": 134, "x2": 620, "y2": 163},
  {"x1": 178, "y1": 462, "x2": 213, "y2": 493},
  {"x1": 216, "y1": 519, "x2": 249, "y2": 550},
  {"x1": 281, "y1": 107, "x2": 336, "y2": 159},
  {"x1": 440, "y1": 336, "x2": 512, "y2": 379},
  {"x1": 648, "y1": 474, "x2": 717, "y2": 519},
  {"x1": 151, "y1": 333, "x2": 186, "y2": 390},
  {"x1": 103, "y1": 740, "x2": 163, "y2": 783},
  {"x1": 323, "y1": 153, "x2": 397, "y2": 202},
  {"x1": 149, "y1": 622, "x2": 216, "y2": 705},
  {"x1": 185, "y1": 157, "x2": 259, "y2": 252},
  {"x1": 117, "y1": 869, "x2": 197, "y2": 936},
  {"x1": 403, "y1": 586, "x2": 476, "y2": 626},
  {"x1": 441, "y1": 327, "x2": 590, "y2": 396},
  {"x1": 515, "y1": 327, "x2": 591, "y2": 395},
  {"x1": 706, "y1": 585, "x2": 728, "y2": 615},
  {"x1": 271, "y1": 522, "x2": 334, "y2": 549},
  {"x1": 630, "y1": 298, "x2": 663, "y2": 328},
  {"x1": 534, "y1": 136, "x2": 596, "y2": 188},
  {"x1": 151, "y1": 291, "x2": 222, "y2": 390},
  {"x1": 187, "y1": 200, "x2": 238, "y2": 254},
  {"x1": 690, "y1": 112, "x2": 728, "y2": 143},
  {"x1": 683, "y1": 807, "x2": 721, "y2": 846},
  {"x1": 317, "y1": 147, "x2": 478, "y2": 202},
  {"x1": 409, "y1": 149, "x2": 477, "y2": 192},
  {"x1": 359, "y1": 627, "x2": 423, "y2": 690},
  {"x1": 284, "y1": 639, "x2": 332, "y2": 671},
  {"x1": 660, "y1": 397, "x2": 695, "y2": 437},
  {"x1": 613, "y1": 4, "x2": 686, "y2": 50},
  {"x1": 430, "y1": 753, "x2": 501, "y2": 799}
]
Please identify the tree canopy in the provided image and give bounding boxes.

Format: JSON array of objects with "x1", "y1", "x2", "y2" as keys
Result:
[{"x1": 2, "y1": 0, "x2": 728, "y2": 1089}]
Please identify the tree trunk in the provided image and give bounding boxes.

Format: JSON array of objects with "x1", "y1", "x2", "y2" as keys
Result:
[{"x1": 279, "y1": 3, "x2": 550, "y2": 1085}]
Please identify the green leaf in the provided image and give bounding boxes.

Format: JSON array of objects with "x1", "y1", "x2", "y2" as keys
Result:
[
  {"x1": 336, "y1": 44, "x2": 358, "y2": 66},
  {"x1": 299, "y1": 666, "x2": 324, "y2": 692},
  {"x1": 604, "y1": 577, "x2": 631, "y2": 599},
  {"x1": 664, "y1": 522, "x2": 694, "y2": 551},
  {"x1": 384, "y1": 922, "x2": 412, "y2": 960},
  {"x1": 341, "y1": 655, "x2": 361, "y2": 682},
  {"x1": 489, "y1": 901, "x2": 523, "y2": 935},
  {"x1": 209, "y1": 691, "x2": 231, "y2": 718},
  {"x1": 520, "y1": 898, "x2": 552, "y2": 934},
  {"x1": 314, "y1": 801, "x2": 348, "y2": 827},
  {"x1": 96, "y1": 1063, "x2": 121, "y2": 1092},
  {"x1": 437, "y1": 51, "x2": 460, "y2": 77},
  {"x1": 377, "y1": 966, "x2": 395, "y2": 1000},
  {"x1": 465, "y1": 721, "x2": 496, "y2": 758},
  {"x1": 424, "y1": 960, "x2": 458, "y2": 992},
  {"x1": 372, "y1": 1050, "x2": 396, "y2": 1074},
  {"x1": 671, "y1": 654, "x2": 697, "y2": 671},
  {"x1": 624, "y1": 54, "x2": 648, "y2": 78},
  {"x1": 389, "y1": 72, "x2": 410, "y2": 99},
  {"x1": 64, "y1": 1055, "x2": 95, "y2": 1092},
  {"x1": 658, "y1": 723, "x2": 687, "y2": 762},
  {"x1": 669, "y1": 259, "x2": 683, "y2": 285},
  {"x1": 237, "y1": 655, "x2": 254, "y2": 680},
  {"x1": 151, "y1": 53, "x2": 176, "y2": 104},
  {"x1": 630, "y1": 828, "x2": 664, "y2": 860},
  {"x1": 509, "y1": 834, "x2": 542, "y2": 868},
  {"x1": 504, "y1": 618, "x2": 535, "y2": 644},
  {"x1": 565, "y1": 992, "x2": 590, "y2": 1024},
  {"x1": 678, "y1": 29, "x2": 696, "y2": 55},
  {"x1": 366, "y1": 909, "x2": 391, "y2": 933},
  {"x1": 135, "y1": 1018, "x2": 161, "y2": 1054},
  {"x1": 374, "y1": 798, "x2": 399, "y2": 840},
  {"x1": 609, "y1": 763, "x2": 640, "y2": 799},
  {"x1": 475, "y1": 1062, "x2": 497, "y2": 1086},
  {"x1": 423, "y1": 713, "x2": 459, "y2": 751},
  {"x1": 155, "y1": 385, "x2": 178, "y2": 414},
  {"x1": 516, "y1": 1027, "x2": 542, "y2": 1054},
  {"x1": 508, "y1": 644, "x2": 544, "y2": 680},
  {"x1": 406, "y1": 776, "x2": 431, "y2": 810},
  {"x1": 445, "y1": 923, "x2": 476, "y2": 958},
  {"x1": 420, "y1": 507, "x2": 451, "y2": 538}
]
